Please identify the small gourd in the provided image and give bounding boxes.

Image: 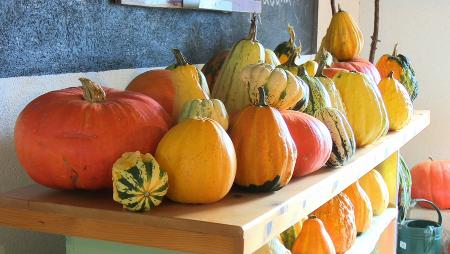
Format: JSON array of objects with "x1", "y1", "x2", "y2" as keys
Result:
[
  {"x1": 359, "y1": 169, "x2": 389, "y2": 215},
  {"x1": 265, "y1": 48, "x2": 282, "y2": 66},
  {"x1": 178, "y1": 98, "x2": 229, "y2": 130},
  {"x1": 274, "y1": 24, "x2": 297, "y2": 65},
  {"x1": 292, "y1": 216, "x2": 336, "y2": 254}
]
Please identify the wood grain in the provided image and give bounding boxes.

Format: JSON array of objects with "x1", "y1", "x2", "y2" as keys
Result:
[{"x1": 0, "y1": 111, "x2": 429, "y2": 254}]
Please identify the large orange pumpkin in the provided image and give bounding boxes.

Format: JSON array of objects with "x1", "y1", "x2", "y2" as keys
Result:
[
  {"x1": 411, "y1": 158, "x2": 450, "y2": 210},
  {"x1": 331, "y1": 58, "x2": 381, "y2": 85},
  {"x1": 281, "y1": 111, "x2": 332, "y2": 177},
  {"x1": 313, "y1": 193, "x2": 357, "y2": 253},
  {"x1": 230, "y1": 88, "x2": 296, "y2": 192},
  {"x1": 15, "y1": 78, "x2": 171, "y2": 190}
]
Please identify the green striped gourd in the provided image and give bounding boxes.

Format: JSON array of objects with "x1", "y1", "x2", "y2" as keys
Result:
[
  {"x1": 212, "y1": 15, "x2": 265, "y2": 114},
  {"x1": 112, "y1": 151, "x2": 169, "y2": 212},
  {"x1": 279, "y1": 222, "x2": 302, "y2": 250},
  {"x1": 299, "y1": 67, "x2": 332, "y2": 116},
  {"x1": 317, "y1": 76, "x2": 347, "y2": 116},
  {"x1": 274, "y1": 24, "x2": 297, "y2": 65},
  {"x1": 178, "y1": 98, "x2": 229, "y2": 130},
  {"x1": 314, "y1": 107, "x2": 356, "y2": 167}
]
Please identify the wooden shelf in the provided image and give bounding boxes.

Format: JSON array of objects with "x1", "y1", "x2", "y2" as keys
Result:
[{"x1": 0, "y1": 110, "x2": 429, "y2": 254}]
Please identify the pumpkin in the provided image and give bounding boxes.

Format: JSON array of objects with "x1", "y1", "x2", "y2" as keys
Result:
[
  {"x1": 323, "y1": 7, "x2": 364, "y2": 61},
  {"x1": 155, "y1": 118, "x2": 236, "y2": 204},
  {"x1": 301, "y1": 60, "x2": 319, "y2": 77},
  {"x1": 376, "y1": 43, "x2": 419, "y2": 101},
  {"x1": 282, "y1": 110, "x2": 332, "y2": 177},
  {"x1": 359, "y1": 169, "x2": 389, "y2": 215},
  {"x1": 266, "y1": 48, "x2": 282, "y2": 66},
  {"x1": 411, "y1": 158, "x2": 450, "y2": 210},
  {"x1": 201, "y1": 49, "x2": 230, "y2": 92},
  {"x1": 241, "y1": 63, "x2": 305, "y2": 110},
  {"x1": 254, "y1": 238, "x2": 291, "y2": 254},
  {"x1": 291, "y1": 216, "x2": 336, "y2": 254},
  {"x1": 212, "y1": 15, "x2": 265, "y2": 114},
  {"x1": 166, "y1": 49, "x2": 210, "y2": 120},
  {"x1": 322, "y1": 67, "x2": 347, "y2": 79},
  {"x1": 343, "y1": 182, "x2": 373, "y2": 233},
  {"x1": 331, "y1": 57, "x2": 381, "y2": 85},
  {"x1": 274, "y1": 24, "x2": 297, "y2": 65},
  {"x1": 313, "y1": 193, "x2": 357, "y2": 253},
  {"x1": 126, "y1": 69, "x2": 175, "y2": 117},
  {"x1": 375, "y1": 152, "x2": 399, "y2": 207},
  {"x1": 298, "y1": 68, "x2": 332, "y2": 116},
  {"x1": 314, "y1": 108, "x2": 355, "y2": 167},
  {"x1": 112, "y1": 151, "x2": 168, "y2": 212},
  {"x1": 178, "y1": 98, "x2": 229, "y2": 130},
  {"x1": 230, "y1": 88, "x2": 296, "y2": 192},
  {"x1": 14, "y1": 78, "x2": 170, "y2": 190},
  {"x1": 316, "y1": 76, "x2": 347, "y2": 116},
  {"x1": 378, "y1": 72, "x2": 413, "y2": 131},
  {"x1": 279, "y1": 221, "x2": 303, "y2": 250},
  {"x1": 333, "y1": 71, "x2": 388, "y2": 147}
]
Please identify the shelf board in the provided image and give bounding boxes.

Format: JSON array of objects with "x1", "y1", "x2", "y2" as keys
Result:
[
  {"x1": 0, "y1": 110, "x2": 429, "y2": 254},
  {"x1": 347, "y1": 208, "x2": 398, "y2": 254}
]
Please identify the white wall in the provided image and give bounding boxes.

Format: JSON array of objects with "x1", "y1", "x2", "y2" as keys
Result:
[{"x1": 359, "y1": 0, "x2": 450, "y2": 166}]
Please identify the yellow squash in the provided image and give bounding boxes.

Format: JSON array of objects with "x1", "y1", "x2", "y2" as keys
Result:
[
  {"x1": 265, "y1": 48, "x2": 282, "y2": 67},
  {"x1": 212, "y1": 15, "x2": 265, "y2": 114},
  {"x1": 375, "y1": 152, "x2": 399, "y2": 207},
  {"x1": 167, "y1": 49, "x2": 210, "y2": 120},
  {"x1": 323, "y1": 7, "x2": 364, "y2": 61},
  {"x1": 359, "y1": 169, "x2": 389, "y2": 215},
  {"x1": 343, "y1": 182, "x2": 373, "y2": 233},
  {"x1": 301, "y1": 60, "x2": 319, "y2": 77},
  {"x1": 378, "y1": 72, "x2": 413, "y2": 131},
  {"x1": 333, "y1": 71, "x2": 388, "y2": 147},
  {"x1": 155, "y1": 118, "x2": 236, "y2": 204}
]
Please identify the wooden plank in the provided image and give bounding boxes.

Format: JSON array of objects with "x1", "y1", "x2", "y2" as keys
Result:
[{"x1": 0, "y1": 111, "x2": 429, "y2": 253}]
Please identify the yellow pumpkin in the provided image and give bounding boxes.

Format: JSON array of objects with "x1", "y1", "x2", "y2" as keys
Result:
[
  {"x1": 167, "y1": 49, "x2": 210, "y2": 120},
  {"x1": 155, "y1": 118, "x2": 236, "y2": 203},
  {"x1": 292, "y1": 216, "x2": 336, "y2": 254},
  {"x1": 313, "y1": 193, "x2": 357, "y2": 253},
  {"x1": 375, "y1": 152, "x2": 399, "y2": 207},
  {"x1": 343, "y1": 182, "x2": 373, "y2": 233},
  {"x1": 317, "y1": 76, "x2": 347, "y2": 116},
  {"x1": 322, "y1": 7, "x2": 364, "y2": 61},
  {"x1": 230, "y1": 88, "x2": 296, "y2": 192},
  {"x1": 333, "y1": 71, "x2": 388, "y2": 147},
  {"x1": 241, "y1": 63, "x2": 306, "y2": 110},
  {"x1": 378, "y1": 72, "x2": 413, "y2": 131},
  {"x1": 359, "y1": 169, "x2": 389, "y2": 215},
  {"x1": 266, "y1": 48, "x2": 282, "y2": 66},
  {"x1": 178, "y1": 98, "x2": 229, "y2": 130}
]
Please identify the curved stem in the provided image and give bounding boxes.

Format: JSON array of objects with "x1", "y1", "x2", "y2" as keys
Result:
[
  {"x1": 172, "y1": 48, "x2": 189, "y2": 66},
  {"x1": 388, "y1": 71, "x2": 394, "y2": 79},
  {"x1": 338, "y1": 3, "x2": 343, "y2": 12},
  {"x1": 308, "y1": 214, "x2": 317, "y2": 219},
  {"x1": 286, "y1": 46, "x2": 301, "y2": 67},
  {"x1": 428, "y1": 156, "x2": 433, "y2": 161},
  {"x1": 392, "y1": 43, "x2": 399, "y2": 56},
  {"x1": 79, "y1": 78, "x2": 106, "y2": 103},
  {"x1": 247, "y1": 13, "x2": 258, "y2": 42},
  {"x1": 287, "y1": 24, "x2": 296, "y2": 46},
  {"x1": 257, "y1": 87, "x2": 268, "y2": 107}
]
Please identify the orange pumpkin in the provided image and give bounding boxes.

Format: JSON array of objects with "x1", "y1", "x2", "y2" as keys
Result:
[
  {"x1": 313, "y1": 193, "x2": 357, "y2": 253},
  {"x1": 230, "y1": 88, "x2": 296, "y2": 192},
  {"x1": 331, "y1": 58, "x2": 381, "y2": 85},
  {"x1": 292, "y1": 216, "x2": 336, "y2": 254},
  {"x1": 281, "y1": 111, "x2": 332, "y2": 177},
  {"x1": 15, "y1": 78, "x2": 171, "y2": 190},
  {"x1": 343, "y1": 182, "x2": 373, "y2": 233}
]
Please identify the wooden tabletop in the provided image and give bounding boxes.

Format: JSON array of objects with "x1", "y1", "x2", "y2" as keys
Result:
[{"x1": 0, "y1": 110, "x2": 430, "y2": 254}]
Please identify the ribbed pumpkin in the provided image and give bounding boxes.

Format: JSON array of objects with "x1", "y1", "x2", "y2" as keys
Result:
[
  {"x1": 378, "y1": 72, "x2": 413, "y2": 131},
  {"x1": 201, "y1": 49, "x2": 230, "y2": 92},
  {"x1": 322, "y1": 7, "x2": 364, "y2": 61},
  {"x1": 282, "y1": 111, "x2": 332, "y2": 177},
  {"x1": 155, "y1": 118, "x2": 236, "y2": 203},
  {"x1": 316, "y1": 76, "x2": 347, "y2": 116},
  {"x1": 343, "y1": 182, "x2": 373, "y2": 233},
  {"x1": 331, "y1": 58, "x2": 381, "y2": 85},
  {"x1": 375, "y1": 152, "x2": 399, "y2": 207},
  {"x1": 359, "y1": 169, "x2": 389, "y2": 215},
  {"x1": 230, "y1": 88, "x2": 296, "y2": 192},
  {"x1": 166, "y1": 49, "x2": 210, "y2": 120},
  {"x1": 212, "y1": 15, "x2": 265, "y2": 114},
  {"x1": 178, "y1": 98, "x2": 229, "y2": 130},
  {"x1": 314, "y1": 108, "x2": 355, "y2": 167},
  {"x1": 266, "y1": 48, "x2": 282, "y2": 66},
  {"x1": 241, "y1": 63, "x2": 306, "y2": 110},
  {"x1": 313, "y1": 193, "x2": 357, "y2": 253},
  {"x1": 299, "y1": 68, "x2": 332, "y2": 116},
  {"x1": 376, "y1": 44, "x2": 419, "y2": 101},
  {"x1": 292, "y1": 216, "x2": 336, "y2": 254},
  {"x1": 112, "y1": 151, "x2": 168, "y2": 212},
  {"x1": 333, "y1": 71, "x2": 388, "y2": 147},
  {"x1": 279, "y1": 221, "x2": 303, "y2": 250},
  {"x1": 14, "y1": 78, "x2": 171, "y2": 190},
  {"x1": 411, "y1": 158, "x2": 450, "y2": 210},
  {"x1": 274, "y1": 24, "x2": 297, "y2": 65}
]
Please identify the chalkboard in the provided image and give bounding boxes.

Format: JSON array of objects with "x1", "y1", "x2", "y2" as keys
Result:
[{"x1": 0, "y1": 0, "x2": 318, "y2": 78}]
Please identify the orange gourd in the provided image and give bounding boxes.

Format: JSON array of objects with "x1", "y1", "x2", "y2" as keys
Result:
[
  {"x1": 292, "y1": 216, "x2": 336, "y2": 254},
  {"x1": 359, "y1": 169, "x2": 389, "y2": 215},
  {"x1": 343, "y1": 182, "x2": 373, "y2": 233}
]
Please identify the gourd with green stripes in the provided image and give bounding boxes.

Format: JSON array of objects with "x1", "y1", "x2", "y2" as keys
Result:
[
  {"x1": 112, "y1": 151, "x2": 169, "y2": 212},
  {"x1": 212, "y1": 15, "x2": 265, "y2": 114},
  {"x1": 317, "y1": 75, "x2": 347, "y2": 116},
  {"x1": 314, "y1": 107, "x2": 356, "y2": 167},
  {"x1": 298, "y1": 67, "x2": 332, "y2": 116},
  {"x1": 178, "y1": 98, "x2": 229, "y2": 130}
]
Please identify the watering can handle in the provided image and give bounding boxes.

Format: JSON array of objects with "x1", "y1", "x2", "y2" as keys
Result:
[{"x1": 411, "y1": 199, "x2": 442, "y2": 226}]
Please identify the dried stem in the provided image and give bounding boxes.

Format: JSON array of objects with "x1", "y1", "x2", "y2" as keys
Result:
[
  {"x1": 331, "y1": 0, "x2": 337, "y2": 15},
  {"x1": 369, "y1": 0, "x2": 380, "y2": 63}
]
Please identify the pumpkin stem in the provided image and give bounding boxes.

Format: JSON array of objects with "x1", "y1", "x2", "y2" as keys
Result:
[
  {"x1": 428, "y1": 156, "x2": 433, "y2": 161},
  {"x1": 172, "y1": 48, "x2": 189, "y2": 66},
  {"x1": 247, "y1": 13, "x2": 258, "y2": 42},
  {"x1": 337, "y1": 3, "x2": 343, "y2": 12},
  {"x1": 308, "y1": 214, "x2": 317, "y2": 219},
  {"x1": 287, "y1": 24, "x2": 296, "y2": 47},
  {"x1": 392, "y1": 43, "x2": 399, "y2": 56},
  {"x1": 286, "y1": 45, "x2": 301, "y2": 68},
  {"x1": 79, "y1": 78, "x2": 106, "y2": 103},
  {"x1": 257, "y1": 87, "x2": 268, "y2": 107},
  {"x1": 315, "y1": 48, "x2": 329, "y2": 77},
  {"x1": 388, "y1": 71, "x2": 394, "y2": 79}
]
